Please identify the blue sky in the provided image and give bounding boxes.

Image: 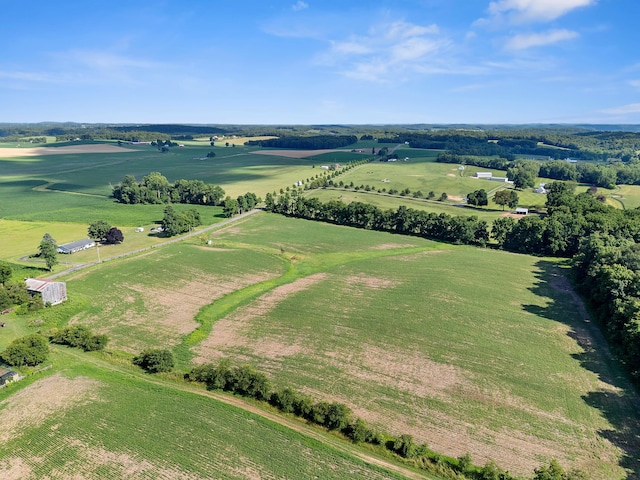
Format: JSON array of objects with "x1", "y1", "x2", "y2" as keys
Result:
[{"x1": 1, "y1": 0, "x2": 639, "y2": 124}]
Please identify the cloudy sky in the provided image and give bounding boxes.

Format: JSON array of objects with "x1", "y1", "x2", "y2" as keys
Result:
[{"x1": 1, "y1": 0, "x2": 638, "y2": 124}]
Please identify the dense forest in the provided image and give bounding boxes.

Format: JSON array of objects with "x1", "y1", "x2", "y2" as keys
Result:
[
  {"x1": 378, "y1": 130, "x2": 640, "y2": 162},
  {"x1": 245, "y1": 135, "x2": 358, "y2": 150},
  {"x1": 112, "y1": 172, "x2": 226, "y2": 206}
]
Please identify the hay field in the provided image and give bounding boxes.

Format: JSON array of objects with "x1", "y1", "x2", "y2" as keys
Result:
[
  {"x1": 180, "y1": 213, "x2": 637, "y2": 479},
  {"x1": 0, "y1": 366, "x2": 408, "y2": 480},
  {"x1": 65, "y1": 243, "x2": 289, "y2": 353}
]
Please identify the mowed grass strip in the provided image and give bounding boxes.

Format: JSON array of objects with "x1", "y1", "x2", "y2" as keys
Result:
[
  {"x1": 190, "y1": 214, "x2": 638, "y2": 479},
  {"x1": 0, "y1": 362, "x2": 411, "y2": 480}
]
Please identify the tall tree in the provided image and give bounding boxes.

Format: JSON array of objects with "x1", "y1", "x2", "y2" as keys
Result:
[
  {"x1": 105, "y1": 227, "x2": 124, "y2": 244},
  {"x1": 39, "y1": 233, "x2": 58, "y2": 271},
  {"x1": 88, "y1": 220, "x2": 111, "y2": 241}
]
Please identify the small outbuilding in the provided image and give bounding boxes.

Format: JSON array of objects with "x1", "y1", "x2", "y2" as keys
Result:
[
  {"x1": 475, "y1": 172, "x2": 493, "y2": 178},
  {"x1": 135, "y1": 227, "x2": 144, "y2": 232},
  {"x1": 25, "y1": 278, "x2": 67, "y2": 305},
  {"x1": 515, "y1": 207, "x2": 529, "y2": 215},
  {"x1": 0, "y1": 367, "x2": 18, "y2": 386},
  {"x1": 57, "y1": 239, "x2": 95, "y2": 254}
]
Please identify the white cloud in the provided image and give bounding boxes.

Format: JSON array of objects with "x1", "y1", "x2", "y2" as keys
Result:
[
  {"x1": 480, "y1": 0, "x2": 595, "y2": 24},
  {"x1": 317, "y1": 20, "x2": 453, "y2": 82},
  {"x1": 66, "y1": 50, "x2": 164, "y2": 70},
  {"x1": 504, "y1": 29, "x2": 578, "y2": 50},
  {"x1": 629, "y1": 80, "x2": 640, "y2": 89},
  {"x1": 0, "y1": 70, "x2": 51, "y2": 82},
  {"x1": 292, "y1": 1, "x2": 308, "y2": 12},
  {"x1": 602, "y1": 103, "x2": 640, "y2": 115}
]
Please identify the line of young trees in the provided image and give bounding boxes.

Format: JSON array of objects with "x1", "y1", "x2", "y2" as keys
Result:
[
  {"x1": 112, "y1": 172, "x2": 226, "y2": 206},
  {"x1": 186, "y1": 359, "x2": 585, "y2": 480}
]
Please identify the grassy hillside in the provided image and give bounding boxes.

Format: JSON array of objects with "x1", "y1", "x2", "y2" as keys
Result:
[
  {"x1": 39, "y1": 212, "x2": 640, "y2": 479},
  {"x1": 0, "y1": 360, "x2": 413, "y2": 480}
]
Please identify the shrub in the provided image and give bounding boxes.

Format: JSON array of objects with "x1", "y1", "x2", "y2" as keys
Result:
[
  {"x1": 1, "y1": 334, "x2": 49, "y2": 366},
  {"x1": 50, "y1": 325, "x2": 108, "y2": 351},
  {"x1": 133, "y1": 348, "x2": 174, "y2": 373}
]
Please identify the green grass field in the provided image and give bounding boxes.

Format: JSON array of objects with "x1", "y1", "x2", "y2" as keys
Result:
[
  {"x1": 0, "y1": 360, "x2": 411, "y2": 480},
  {"x1": 306, "y1": 188, "x2": 512, "y2": 220},
  {"x1": 2, "y1": 141, "x2": 640, "y2": 479},
  {"x1": 30, "y1": 212, "x2": 638, "y2": 479}
]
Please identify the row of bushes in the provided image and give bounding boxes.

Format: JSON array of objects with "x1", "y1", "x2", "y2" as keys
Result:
[
  {"x1": 1, "y1": 326, "x2": 108, "y2": 367},
  {"x1": 184, "y1": 359, "x2": 583, "y2": 480},
  {"x1": 49, "y1": 325, "x2": 108, "y2": 352}
]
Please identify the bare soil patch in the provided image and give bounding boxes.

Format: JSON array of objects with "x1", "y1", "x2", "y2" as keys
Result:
[
  {"x1": 345, "y1": 274, "x2": 399, "y2": 290},
  {"x1": 54, "y1": 439, "x2": 202, "y2": 480},
  {"x1": 369, "y1": 243, "x2": 414, "y2": 250},
  {"x1": 0, "y1": 458, "x2": 32, "y2": 480},
  {"x1": 344, "y1": 344, "x2": 467, "y2": 400},
  {"x1": 446, "y1": 173, "x2": 456, "y2": 177},
  {"x1": 0, "y1": 374, "x2": 103, "y2": 443},
  {"x1": 96, "y1": 272, "x2": 277, "y2": 352},
  {"x1": 447, "y1": 195, "x2": 464, "y2": 202},
  {"x1": 250, "y1": 149, "x2": 347, "y2": 159},
  {"x1": 389, "y1": 250, "x2": 447, "y2": 262},
  {"x1": 195, "y1": 273, "x2": 328, "y2": 362},
  {"x1": 0, "y1": 144, "x2": 135, "y2": 158}
]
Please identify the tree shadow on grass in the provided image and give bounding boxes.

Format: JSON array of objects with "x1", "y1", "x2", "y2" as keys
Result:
[{"x1": 523, "y1": 260, "x2": 640, "y2": 479}]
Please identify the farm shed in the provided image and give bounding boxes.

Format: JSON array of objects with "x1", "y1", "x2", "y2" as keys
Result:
[
  {"x1": 0, "y1": 367, "x2": 18, "y2": 386},
  {"x1": 57, "y1": 239, "x2": 95, "y2": 254},
  {"x1": 475, "y1": 172, "x2": 492, "y2": 178},
  {"x1": 515, "y1": 207, "x2": 529, "y2": 215},
  {"x1": 489, "y1": 177, "x2": 510, "y2": 182},
  {"x1": 25, "y1": 278, "x2": 67, "y2": 305}
]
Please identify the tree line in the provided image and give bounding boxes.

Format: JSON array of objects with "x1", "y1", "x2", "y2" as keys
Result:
[
  {"x1": 437, "y1": 153, "x2": 627, "y2": 188},
  {"x1": 265, "y1": 195, "x2": 490, "y2": 246},
  {"x1": 245, "y1": 135, "x2": 358, "y2": 150},
  {"x1": 378, "y1": 129, "x2": 640, "y2": 162},
  {"x1": 185, "y1": 359, "x2": 585, "y2": 480},
  {"x1": 112, "y1": 172, "x2": 226, "y2": 206}
]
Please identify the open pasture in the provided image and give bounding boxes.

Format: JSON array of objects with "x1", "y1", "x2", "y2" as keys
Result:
[
  {"x1": 337, "y1": 157, "x2": 509, "y2": 200},
  {"x1": 604, "y1": 184, "x2": 640, "y2": 209},
  {"x1": 65, "y1": 242, "x2": 288, "y2": 353},
  {"x1": 0, "y1": 365, "x2": 408, "y2": 480},
  {"x1": 306, "y1": 188, "x2": 506, "y2": 220},
  {"x1": 181, "y1": 213, "x2": 639, "y2": 479}
]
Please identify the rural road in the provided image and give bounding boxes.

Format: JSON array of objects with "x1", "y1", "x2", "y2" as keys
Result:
[{"x1": 43, "y1": 208, "x2": 263, "y2": 280}]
